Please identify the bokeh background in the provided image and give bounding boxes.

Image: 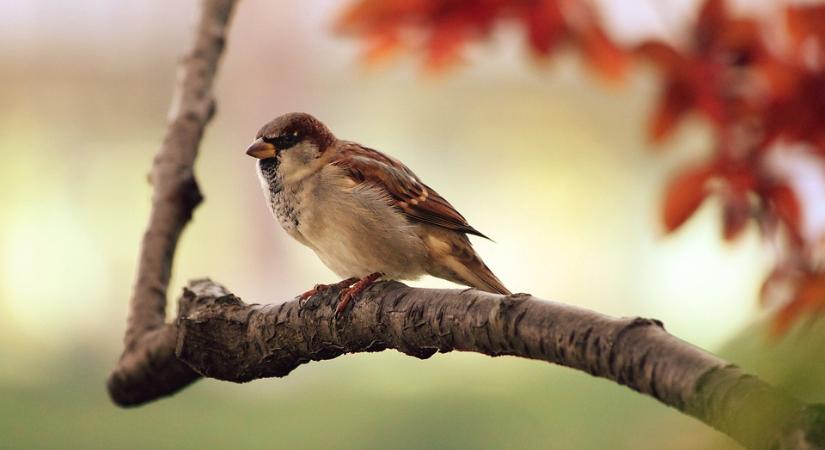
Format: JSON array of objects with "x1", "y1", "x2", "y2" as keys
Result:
[{"x1": 2, "y1": 0, "x2": 824, "y2": 449}]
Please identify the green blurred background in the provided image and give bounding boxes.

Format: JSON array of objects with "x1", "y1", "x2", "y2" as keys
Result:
[{"x1": 2, "y1": 1, "x2": 823, "y2": 449}]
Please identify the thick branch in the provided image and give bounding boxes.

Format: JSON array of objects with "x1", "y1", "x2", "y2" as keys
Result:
[
  {"x1": 114, "y1": 277, "x2": 825, "y2": 450},
  {"x1": 108, "y1": 0, "x2": 237, "y2": 405}
]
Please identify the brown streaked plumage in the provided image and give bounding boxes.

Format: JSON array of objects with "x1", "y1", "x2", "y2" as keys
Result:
[
  {"x1": 247, "y1": 112, "x2": 510, "y2": 314},
  {"x1": 331, "y1": 143, "x2": 490, "y2": 239}
]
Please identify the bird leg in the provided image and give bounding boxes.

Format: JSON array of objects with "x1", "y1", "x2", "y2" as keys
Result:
[
  {"x1": 298, "y1": 277, "x2": 359, "y2": 308},
  {"x1": 335, "y1": 272, "x2": 383, "y2": 317}
]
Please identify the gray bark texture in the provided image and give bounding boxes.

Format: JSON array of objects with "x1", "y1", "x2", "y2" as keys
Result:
[
  {"x1": 106, "y1": 1, "x2": 825, "y2": 449},
  {"x1": 107, "y1": 0, "x2": 235, "y2": 406}
]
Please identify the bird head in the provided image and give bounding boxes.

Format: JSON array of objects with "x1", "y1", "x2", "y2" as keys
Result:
[{"x1": 246, "y1": 113, "x2": 336, "y2": 179}]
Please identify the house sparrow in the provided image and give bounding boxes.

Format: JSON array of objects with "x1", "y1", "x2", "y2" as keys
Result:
[{"x1": 247, "y1": 112, "x2": 510, "y2": 314}]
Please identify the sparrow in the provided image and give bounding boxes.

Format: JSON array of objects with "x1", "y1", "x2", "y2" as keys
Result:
[{"x1": 246, "y1": 112, "x2": 510, "y2": 315}]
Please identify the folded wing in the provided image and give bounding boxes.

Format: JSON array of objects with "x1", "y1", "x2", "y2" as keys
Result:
[{"x1": 331, "y1": 143, "x2": 490, "y2": 239}]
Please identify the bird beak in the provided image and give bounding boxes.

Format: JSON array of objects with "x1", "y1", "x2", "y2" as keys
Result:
[{"x1": 245, "y1": 138, "x2": 277, "y2": 159}]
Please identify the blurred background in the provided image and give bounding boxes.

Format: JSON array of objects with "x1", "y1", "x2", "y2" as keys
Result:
[{"x1": 2, "y1": 0, "x2": 824, "y2": 449}]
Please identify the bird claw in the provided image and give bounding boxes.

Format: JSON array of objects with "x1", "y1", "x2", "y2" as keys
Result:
[
  {"x1": 297, "y1": 284, "x2": 326, "y2": 310},
  {"x1": 299, "y1": 293, "x2": 323, "y2": 311},
  {"x1": 298, "y1": 277, "x2": 359, "y2": 311},
  {"x1": 334, "y1": 272, "x2": 383, "y2": 317},
  {"x1": 299, "y1": 284, "x2": 322, "y2": 300}
]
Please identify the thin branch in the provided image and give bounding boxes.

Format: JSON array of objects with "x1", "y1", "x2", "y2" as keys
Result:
[{"x1": 107, "y1": 0, "x2": 237, "y2": 406}]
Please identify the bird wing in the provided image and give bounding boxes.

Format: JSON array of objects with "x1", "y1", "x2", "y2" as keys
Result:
[{"x1": 330, "y1": 143, "x2": 490, "y2": 239}]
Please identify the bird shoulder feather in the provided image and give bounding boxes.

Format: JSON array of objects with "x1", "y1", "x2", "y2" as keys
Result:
[{"x1": 329, "y1": 142, "x2": 490, "y2": 239}]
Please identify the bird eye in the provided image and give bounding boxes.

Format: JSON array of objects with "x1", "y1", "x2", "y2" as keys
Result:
[{"x1": 265, "y1": 132, "x2": 301, "y2": 150}]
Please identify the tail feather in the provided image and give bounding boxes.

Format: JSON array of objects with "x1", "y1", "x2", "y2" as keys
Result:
[
  {"x1": 467, "y1": 260, "x2": 511, "y2": 295},
  {"x1": 425, "y1": 231, "x2": 511, "y2": 295}
]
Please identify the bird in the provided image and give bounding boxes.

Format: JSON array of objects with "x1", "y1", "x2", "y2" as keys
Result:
[{"x1": 246, "y1": 112, "x2": 510, "y2": 315}]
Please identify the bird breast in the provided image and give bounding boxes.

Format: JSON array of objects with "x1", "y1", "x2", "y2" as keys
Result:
[
  {"x1": 258, "y1": 161, "x2": 429, "y2": 280},
  {"x1": 257, "y1": 158, "x2": 303, "y2": 237}
]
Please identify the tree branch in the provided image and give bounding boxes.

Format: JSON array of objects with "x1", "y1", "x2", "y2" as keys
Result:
[
  {"x1": 107, "y1": 1, "x2": 825, "y2": 449},
  {"x1": 107, "y1": 0, "x2": 237, "y2": 406},
  {"x1": 116, "y1": 278, "x2": 824, "y2": 450}
]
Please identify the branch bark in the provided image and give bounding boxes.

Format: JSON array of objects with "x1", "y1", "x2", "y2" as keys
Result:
[
  {"x1": 107, "y1": 1, "x2": 825, "y2": 449},
  {"x1": 115, "y1": 277, "x2": 825, "y2": 450},
  {"x1": 107, "y1": 0, "x2": 237, "y2": 405}
]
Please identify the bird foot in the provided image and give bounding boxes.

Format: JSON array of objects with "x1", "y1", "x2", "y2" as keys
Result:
[
  {"x1": 298, "y1": 277, "x2": 359, "y2": 309},
  {"x1": 335, "y1": 272, "x2": 383, "y2": 317}
]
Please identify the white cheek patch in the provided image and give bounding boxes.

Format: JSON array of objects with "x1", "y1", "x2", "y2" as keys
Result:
[{"x1": 256, "y1": 161, "x2": 271, "y2": 202}]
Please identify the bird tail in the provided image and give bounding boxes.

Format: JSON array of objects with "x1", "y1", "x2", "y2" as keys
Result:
[
  {"x1": 464, "y1": 259, "x2": 511, "y2": 295},
  {"x1": 426, "y1": 232, "x2": 511, "y2": 295}
]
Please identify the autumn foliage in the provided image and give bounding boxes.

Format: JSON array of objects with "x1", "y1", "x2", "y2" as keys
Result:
[{"x1": 338, "y1": 0, "x2": 825, "y2": 334}]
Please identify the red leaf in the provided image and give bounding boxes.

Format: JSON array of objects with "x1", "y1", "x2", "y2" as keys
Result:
[
  {"x1": 787, "y1": 4, "x2": 825, "y2": 60},
  {"x1": 722, "y1": 195, "x2": 750, "y2": 241},
  {"x1": 765, "y1": 183, "x2": 804, "y2": 246},
  {"x1": 768, "y1": 72, "x2": 825, "y2": 149},
  {"x1": 635, "y1": 41, "x2": 683, "y2": 70},
  {"x1": 697, "y1": 0, "x2": 725, "y2": 28},
  {"x1": 362, "y1": 32, "x2": 403, "y2": 65},
  {"x1": 650, "y1": 80, "x2": 693, "y2": 143},
  {"x1": 662, "y1": 164, "x2": 716, "y2": 232},
  {"x1": 693, "y1": 0, "x2": 728, "y2": 55},
  {"x1": 720, "y1": 168, "x2": 756, "y2": 241},
  {"x1": 578, "y1": 24, "x2": 627, "y2": 82},
  {"x1": 759, "y1": 265, "x2": 794, "y2": 307},
  {"x1": 524, "y1": 0, "x2": 566, "y2": 56},
  {"x1": 773, "y1": 273, "x2": 825, "y2": 335},
  {"x1": 336, "y1": 0, "x2": 427, "y2": 34},
  {"x1": 425, "y1": 19, "x2": 469, "y2": 70}
]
